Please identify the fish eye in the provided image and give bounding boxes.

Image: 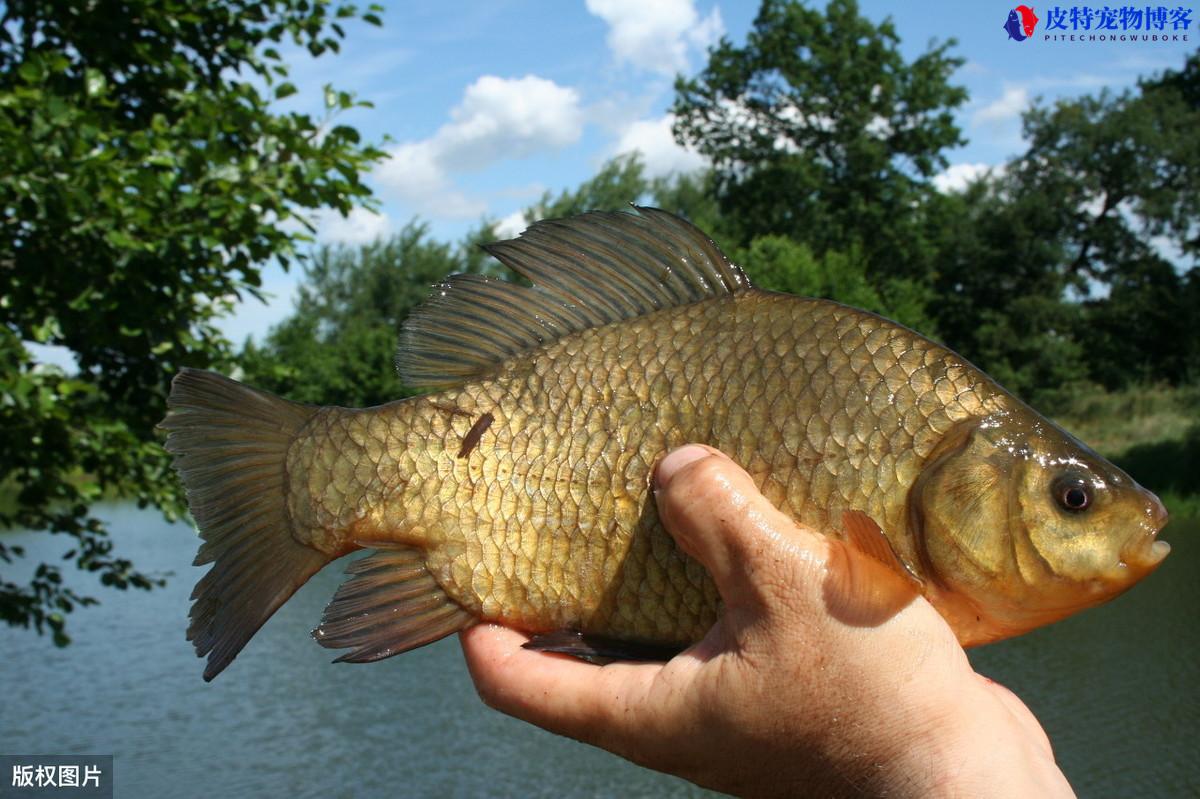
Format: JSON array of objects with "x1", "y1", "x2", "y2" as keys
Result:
[{"x1": 1052, "y1": 476, "x2": 1092, "y2": 513}]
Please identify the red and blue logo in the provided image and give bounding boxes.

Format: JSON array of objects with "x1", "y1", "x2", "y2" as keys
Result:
[{"x1": 1004, "y1": 5, "x2": 1041, "y2": 40}]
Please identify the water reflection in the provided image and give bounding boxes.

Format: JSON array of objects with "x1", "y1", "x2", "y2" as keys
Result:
[{"x1": 0, "y1": 504, "x2": 1195, "y2": 797}]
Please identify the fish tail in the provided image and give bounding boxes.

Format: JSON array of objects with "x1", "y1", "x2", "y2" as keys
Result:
[{"x1": 161, "y1": 368, "x2": 333, "y2": 681}]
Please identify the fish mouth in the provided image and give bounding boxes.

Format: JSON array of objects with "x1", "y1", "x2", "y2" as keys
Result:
[{"x1": 1119, "y1": 493, "x2": 1171, "y2": 573}]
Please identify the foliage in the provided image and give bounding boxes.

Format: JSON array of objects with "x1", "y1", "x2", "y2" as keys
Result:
[
  {"x1": 737, "y1": 237, "x2": 878, "y2": 307},
  {"x1": 925, "y1": 173, "x2": 1090, "y2": 408},
  {"x1": 0, "y1": 0, "x2": 385, "y2": 643},
  {"x1": 1084, "y1": 259, "x2": 1199, "y2": 388},
  {"x1": 522, "y1": 154, "x2": 652, "y2": 222},
  {"x1": 734, "y1": 236, "x2": 936, "y2": 334},
  {"x1": 1053, "y1": 382, "x2": 1200, "y2": 513},
  {"x1": 1054, "y1": 381, "x2": 1199, "y2": 458},
  {"x1": 927, "y1": 50, "x2": 1199, "y2": 406},
  {"x1": 1067, "y1": 55, "x2": 1200, "y2": 387},
  {"x1": 240, "y1": 223, "x2": 492, "y2": 407},
  {"x1": 522, "y1": 153, "x2": 729, "y2": 243},
  {"x1": 241, "y1": 155, "x2": 741, "y2": 409},
  {"x1": 673, "y1": 0, "x2": 967, "y2": 281}
]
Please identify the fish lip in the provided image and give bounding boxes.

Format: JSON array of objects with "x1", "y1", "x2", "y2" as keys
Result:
[
  {"x1": 1119, "y1": 494, "x2": 1171, "y2": 572},
  {"x1": 1149, "y1": 492, "x2": 1170, "y2": 530}
]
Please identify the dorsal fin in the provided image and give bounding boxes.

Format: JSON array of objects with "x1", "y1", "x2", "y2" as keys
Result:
[{"x1": 396, "y1": 206, "x2": 751, "y2": 389}]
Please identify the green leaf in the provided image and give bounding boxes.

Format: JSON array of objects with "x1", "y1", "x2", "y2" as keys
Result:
[
  {"x1": 84, "y1": 68, "x2": 107, "y2": 98},
  {"x1": 18, "y1": 60, "x2": 43, "y2": 83},
  {"x1": 0, "y1": 1, "x2": 385, "y2": 647}
]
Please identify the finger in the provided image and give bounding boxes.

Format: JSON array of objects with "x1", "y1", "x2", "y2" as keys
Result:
[
  {"x1": 653, "y1": 444, "x2": 827, "y2": 610},
  {"x1": 459, "y1": 624, "x2": 661, "y2": 752}
]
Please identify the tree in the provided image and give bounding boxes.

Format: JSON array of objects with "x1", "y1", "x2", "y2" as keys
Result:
[
  {"x1": 522, "y1": 153, "x2": 727, "y2": 241},
  {"x1": 929, "y1": 49, "x2": 1199, "y2": 404},
  {"x1": 1084, "y1": 257, "x2": 1199, "y2": 388},
  {"x1": 673, "y1": 0, "x2": 967, "y2": 281},
  {"x1": 736, "y1": 235, "x2": 936, "y2": 335},
  {"x1": 241, "y1": 155, "x2": 737, "y2": 408},
  {"x1": 1065, "y1": 52, "x2": 1200, "y2": 388},
  {"x1": 1017, "y1": 57, "x2": 1198, "y2": 288},
  {"x1": 649, "y1": 168, "x2": 728, "y2": 244},
  {"x1": 522, "y1": 154, "x2": 651, "y2": 222},
  {"x1": 0, "y1": 1, "x2": 386, "y2": 644},
  {"x1": 925, "y1": 173, "x2": 1089, "y2": 408},
  {"x1": 240, "y1": 224, "x2": 484, "y2": 407}
]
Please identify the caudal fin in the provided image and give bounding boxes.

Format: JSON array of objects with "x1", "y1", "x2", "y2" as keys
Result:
[{"x1": 161, "y1": 368, "x2": 331, "y2": 681}]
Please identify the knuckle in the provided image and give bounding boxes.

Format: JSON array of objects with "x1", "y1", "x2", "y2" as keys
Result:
[{"x1": 672, "y1": 455, "x2": 735, "y2": 502}]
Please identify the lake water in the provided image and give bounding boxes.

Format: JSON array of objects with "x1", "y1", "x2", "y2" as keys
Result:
[{"x1": 1, "y1": 503, "x2": 1196, "y2": 798}]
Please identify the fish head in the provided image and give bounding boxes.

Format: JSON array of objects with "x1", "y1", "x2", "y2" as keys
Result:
[{"x1": 911, "y1": 411, "x2": 1169, "y2": 643}]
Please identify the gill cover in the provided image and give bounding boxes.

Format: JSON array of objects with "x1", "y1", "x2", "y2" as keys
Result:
[
  {"x1": 911, "y1": 414, "x2": 1169, "y2": 646},
  {"x1": 911, "y1": 419, "x2": 1014, "y2": 598}
]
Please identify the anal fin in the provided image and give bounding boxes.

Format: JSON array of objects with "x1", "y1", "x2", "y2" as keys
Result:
[
  {"x1": 523, "y1": 630, "x2": 685, "y2": 663},
  {"x1": 313, "y1": 544, "x2": 474, "y2": 663}
]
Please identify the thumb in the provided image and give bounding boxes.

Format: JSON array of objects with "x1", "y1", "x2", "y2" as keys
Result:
[{"x1": 653, "y1": 445, "x2": 826, "y2": 613}]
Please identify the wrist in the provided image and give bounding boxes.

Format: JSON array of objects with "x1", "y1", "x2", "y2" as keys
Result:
[{"x1": 894, "y1": 676, "x2": 1075, "y2": 798}]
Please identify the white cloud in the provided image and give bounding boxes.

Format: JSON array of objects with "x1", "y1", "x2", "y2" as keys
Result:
[
  {"x1": 494, "y1": 210, "x2": 529, "y2": 239},
  {"x1": 972, "y1": 86, "x2": 1029, "y2": 126},
  {"x1": 317, "y1": 207, "x2": 392, "y2": 245},
  {"x1": 932, "y1": 162, "x2": 995, "y2": 194},
  {"x1": 586, "y1": 0, "x2": 723, "y2": 76},
  {"x1": 612, "y1": 114, "x2": 706, "y2": 177},
  {"x1": 382, "y1": 140, "x2": 486, "y2": 218},
  {"x1": 376, "y1": 75, "x2": 583, "y2": 219},
  {"x1": 435, "y1": 75, "x2": 583, "y2": 168}
]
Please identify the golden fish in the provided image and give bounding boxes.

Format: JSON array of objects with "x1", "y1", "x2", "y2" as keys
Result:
[{"x1": 161, "y1": 207, "x2": 1170, "y2": 681}]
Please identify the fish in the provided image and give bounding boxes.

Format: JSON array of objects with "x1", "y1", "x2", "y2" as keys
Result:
[
  {"x1": 1016, "y1": 4, "x2": 1040, "y2": 36},
  {"x1": 1004, "y1": 9, "x2": 1028, "y2": 40},
  {"x1": 160, "y1": 207, "x2": 1171, "y2": 681}
]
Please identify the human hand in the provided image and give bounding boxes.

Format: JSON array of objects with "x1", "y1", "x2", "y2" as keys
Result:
[{"x1": 460, "y1": 445, "x2": 1075, "y2": 798}]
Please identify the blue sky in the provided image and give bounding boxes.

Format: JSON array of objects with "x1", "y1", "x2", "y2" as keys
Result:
[{"x1": 221, "y1": 0, "x2": 1196, "y2": 344}]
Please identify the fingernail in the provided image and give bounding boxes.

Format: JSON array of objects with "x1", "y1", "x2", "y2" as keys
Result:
[{"x1": 655, "y1": 445, "x2": 713, "y2": 490}]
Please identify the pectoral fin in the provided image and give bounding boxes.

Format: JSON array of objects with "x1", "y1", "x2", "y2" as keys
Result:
[
  {"x1": 842, "y1": 510, "x2": 923, "y2": 589},
  {"x1": 822, "y1": 511, "x2": 922, "y2": 627}
]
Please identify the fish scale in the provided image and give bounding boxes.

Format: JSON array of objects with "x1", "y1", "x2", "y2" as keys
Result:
[
  {"x1": 162, "y1": 206, "x2": 1168, "y2": 680},
  {"x1": 281, "y1": 292, "x2": 998, "y2": 648}
]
